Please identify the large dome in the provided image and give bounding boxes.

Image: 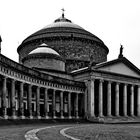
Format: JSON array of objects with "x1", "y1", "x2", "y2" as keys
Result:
[
  {"x1": 19, "y1": 15, "x2": 104, "y2": 45},
  {"x1": 17, "y1": 13, "x2": 109, "y2": 72}
]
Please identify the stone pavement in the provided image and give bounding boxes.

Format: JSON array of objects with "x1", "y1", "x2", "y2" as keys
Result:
[
  {"x1": 65, "y1": 124, "x2": 140, "y2": 140},
  {"x1": 25, "y1": 123, "x2": 140, "y2": 140}
]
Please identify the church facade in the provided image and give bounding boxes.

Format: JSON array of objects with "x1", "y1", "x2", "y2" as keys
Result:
[{"x1": 0, "y1": 12, "x2": 140, "y2": 122}]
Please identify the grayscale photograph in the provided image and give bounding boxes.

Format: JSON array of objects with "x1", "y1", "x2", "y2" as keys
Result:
[{"x1": 0, "y1": 0, "x2": 140, "y2": 139}]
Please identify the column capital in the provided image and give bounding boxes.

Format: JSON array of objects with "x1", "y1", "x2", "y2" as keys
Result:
[
  {"x1": 53, "y1": 89, "x2": 56, "y2": 92},
  {"x1": 131, "y1": 84, "x2": 135, "y2": 88},
  {"x1": 124, "y1": 83, "x2": 128, "y2": 86},
  {"x1": 116, "y1": 82, "x2": 120, "y2": 85},
  {"x1": 84, "y1": 80, "x2": 90, "y2": 87},
  {"x1": 60, "y1": 90, "x2": 64, "y2": 93},
  {"x1": 99, "y1": 79, "x2": 104, "y2": 83},
  {"x1": 45, "y1": 88, "x2": 49, "y2": 91},
  {"x1": 91, "y1": 78, "x2": 95, "y2": 82},
  {"x1": 108, "y1": 80, "x2": 112, "y2": 84},
  {"x1": 11, "y1": 79, "x2": 15, "y2": 82},
  {"x1": 36, "y1": 86, "x2": 40, "y2": 92},
  {"x1": 3, "y1": 76, "x2": 7, "y2": 80},
  {"x1": 28, "y1": 84, "x2": 32, "y2": 88}
]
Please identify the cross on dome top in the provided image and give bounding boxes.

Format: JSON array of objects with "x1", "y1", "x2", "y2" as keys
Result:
[{"x1": 61, "y1": 8, "x2": 65, "y2": 18}]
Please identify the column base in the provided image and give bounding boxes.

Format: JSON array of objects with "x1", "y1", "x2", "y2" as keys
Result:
[
  {"x1": 76, "y1": 116, "x2": 79, "y2": 119},
  {"x1": 115, "y1": 115, "x2": 120, "y2": 118},
  {"x1": 21, "y1": 116, "x2": 25, "y2": 119},
  {"x1": 12, "y1": 115, "x2": 17, "y2": 119},
  {"x1": 107, "y1": 113, "x2": 112, "y2": 117},
  {"x1": 29, "y1": 116, "x2": 33, "y2": 119},
  {"x1": 99, "y1": 114, "x2": 104, "y2": 118},
  {"x1": 123, "y1": 114, "x2": 128, "y2": 117},
  {"x1": 53, "y1": 116, "x2": 56, "y2": 119},
  {"x1": 69, "y1": 116, "x2": 72, "y2": 119},
  {"x1": 130, "y1": 114, "x2": 135, "y2": 117},
  {"x1": 61, "y1": 116, "x2": 64, "y2": 119},
  {"x1": 3, "y1": 115, "x2": 8, "y2": 119},
  {"x1": 45, "y1": 116, "x2": 49, "y2": 119},
  {"x1": 37, "y1": 116, "x2": 41, "y2": 119}
]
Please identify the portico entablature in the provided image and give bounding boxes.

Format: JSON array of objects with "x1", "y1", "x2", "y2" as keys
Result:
[
  {"x1": 90, "y1": 71, "x2": 140, "y2": 85},
  {"x1": 0, "y1": 63, "x2": 85, "y2": 94}
]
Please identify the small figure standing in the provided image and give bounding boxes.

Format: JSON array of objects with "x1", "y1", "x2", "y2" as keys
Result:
[{"x1": 118, "y1": 44, "x2": 123, "y2": 58}]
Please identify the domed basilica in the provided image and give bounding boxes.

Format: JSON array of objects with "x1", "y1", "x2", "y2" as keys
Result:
[{"x1": 0, "y1": 11, "x2": 140, "y2": 122}]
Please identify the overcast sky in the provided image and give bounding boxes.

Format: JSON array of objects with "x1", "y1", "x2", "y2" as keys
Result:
[{"x1": 0, "y1": 0, "x2": 140, "y2": 68}]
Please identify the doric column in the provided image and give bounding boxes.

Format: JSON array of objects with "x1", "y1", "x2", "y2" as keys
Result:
[
  {"x1": 75, "y1": 93, "x2": 79, "y2": 118},
  {"x1": 88, "y1": 79, "x2": 95, "y2": 117},
  {"x1": 68, "y1": 92, "x2": 72, "y2": 119},
  {"x1": 11, "y1": 79, "x2": 16, "y2": 119},
  {"x1": 44, "y1": 88, "x2": 49, "y2": 119},
  {"x1": 130, "y1": 85, "x2": 134, "y2": 116},
  {"x1": 99, "y1": 79, "x2": 103, "y2": 117},
  {"x1": 60, "y1": 91, "x2": 64, "y2": 118},
  {"x1": 137, "y1": 85, "x2": 140, "y2": 116},
  {"x1": 52, "y1": 89, "x2": 56, "y2": 118},
  {"x1": 107, "y1": 81, "x2": 112, "y2": 116},
  {"x1": 123, "y1": 84, "x2": 127, "y2": 116},
  {"x1": 36, "y1": 86, "x2": 41, "y2": 119},
  {"x1": 2, "y1": 77, "x2": 8, "y2": 119},
  {"x1": 19, "y1": 82, "x2": 25, "y2": 119},
  {"x1": 28, "y1": 84, "x2": 33, "y2": 119},
  {"x1": 84, "y1": 81, "x2": 88, "y2": 118},
  {"x1": 115, "y1": 82, "x2": 119, "y2": 116}
]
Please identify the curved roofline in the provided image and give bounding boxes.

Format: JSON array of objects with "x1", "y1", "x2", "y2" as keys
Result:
[
  {"x1": 43, "y1": 21, "x2": 84, "y2": 30},
  {"x1": 29, "y1": 46, "x2": 60, "y2": 56},
  {"x1": 20, "y1": 26, "x2": 103, "y2": 44},
  {"x1": 22, "y1": 53, "x2": 65, "y2": 63},
  {"x1": 0, "y1": 53, "x2": 84, "y2": 87},
  {"x1": 17, "y1": 34, "x2": 109, "y2": 54},
  {"x1": 17, "y1": 15, "x2": 109, "y2": 54}
]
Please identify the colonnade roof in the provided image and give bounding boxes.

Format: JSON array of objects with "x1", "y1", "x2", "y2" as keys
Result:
[{"x1": 0, "y1": 54, "x2": 85, "y2": 88}]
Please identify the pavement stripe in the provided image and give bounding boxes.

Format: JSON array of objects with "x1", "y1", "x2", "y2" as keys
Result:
[
  {"x1": 25, "y1": 125, "x2": 57, "y2": 140},
  {"x1": 60, "y1": 127, "x2": 80, "y2": 140}
]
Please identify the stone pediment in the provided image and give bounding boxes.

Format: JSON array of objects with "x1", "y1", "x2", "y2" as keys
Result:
[{"x1": 94, "y1": 57, "x2": 140, "y2": 78}]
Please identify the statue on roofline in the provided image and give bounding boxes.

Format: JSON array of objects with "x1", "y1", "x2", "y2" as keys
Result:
[{"x1": 118, "y1": 44, "x2": 123, "y2": 58}]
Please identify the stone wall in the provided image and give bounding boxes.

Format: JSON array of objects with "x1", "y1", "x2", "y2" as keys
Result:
[
  {"x1": 18, "y1": 37, "x2": 108, "y2": 72},
  {"x1": 23, "y1": 57, "x2": 65, "y2": 72}
]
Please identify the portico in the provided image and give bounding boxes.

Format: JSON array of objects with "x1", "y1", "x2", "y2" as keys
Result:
[
  {"x1": 86, "y1": 78, "x2": 140, "y2": 118},
  {"x1": 72, "y1": 57, "x2": 140, "y2": 121}
]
